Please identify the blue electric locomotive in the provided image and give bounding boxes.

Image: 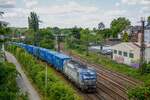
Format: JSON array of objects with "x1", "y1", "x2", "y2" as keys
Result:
[{"x1": 12, "y1": 42, "x2": 97, "y2": 92}]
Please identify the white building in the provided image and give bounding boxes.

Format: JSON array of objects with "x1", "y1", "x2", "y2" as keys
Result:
[
  {"x1": 145, "y1": 26, "x2": 150, "y2": 44},
  {"x1": 111, "y1": 42, "x2": 150, "y2": 68}
]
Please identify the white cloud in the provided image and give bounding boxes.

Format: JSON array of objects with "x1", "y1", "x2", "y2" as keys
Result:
[
  {"x1": 2, "y1": 2, "x2": 129, "y2": 28},
  {"x1": 23, "y1": 0, "x2": 38, "y2": 8},
  {"x1": 39, "y1": 8, "x2": 128, "y2": 28},
  {"x1": 1, "y1": 1, "x2": 149, "y2": 28},
  {"x1": 0, "y1": 0, "x2": 16, "y2": 5},
  {"x1": 141, "y1": 6, "x2": 150, "y2": 12},
  {"x1": 2, "y1": 8, "x2": 30, "y2": 18},
  {"x1": 115, "y1": 2, "x2": 120, "y2": 7},
  {"x1": 105, "y1": 9, "x2": 127, "y2": 16},
  {"x1": 32, "y1": 1, "x2": 98, "y2": 15},
  {"x1": 0, "y1": 0, "x2": 16, "y2": 8},
  {"x1": 121, "y1": 0, "x2": 150, "y2": 5}
]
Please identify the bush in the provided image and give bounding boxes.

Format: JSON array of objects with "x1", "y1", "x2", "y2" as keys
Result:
[
  {"x1": 0, "y1": 62, "x2": 27, "y2": 100},
  {"x1": 145, "y1": 63, "x2": 150, "y2": 73},
  {"x1": 0, "y1": 62, "x2": 18, "y2": 99},
  {"x1": 7, "y1": 45, "x2": 80, "y2": 100},
  {"x1": 128, "y1": 86, "x2": 150, "y2": 100}
]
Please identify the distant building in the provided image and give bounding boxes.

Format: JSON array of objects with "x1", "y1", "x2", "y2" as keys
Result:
[
  {"x1": 118, "y1": 25, "x2": 150, "y2": 43},
  {"x1": 89, "y1": 38, "x2": 121, "y2": 54},
  {"x1": 118, "y1": 26, "x2": 141, "y2": 40},
  {"x1": 145, "y1": 25, "x2": 150, "y2": 44},
  {"x1": 112, "y1": 42, "x2": 150, "y2": 68}
]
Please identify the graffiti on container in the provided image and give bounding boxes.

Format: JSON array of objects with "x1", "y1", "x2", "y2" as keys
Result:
[
  {"x1": 131, "y1": 60, "x2": 140, "y2": 68},
  {"x1": 114, "y1": 56, "x2": 124, "y2": 63}
]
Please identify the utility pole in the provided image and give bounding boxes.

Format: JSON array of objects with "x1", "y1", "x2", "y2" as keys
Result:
[{"x1": 139, "y1": 17, "x2": 145, "y2": 74}]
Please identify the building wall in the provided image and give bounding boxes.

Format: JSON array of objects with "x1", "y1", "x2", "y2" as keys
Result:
[
  {"x1": 112, "y1": 43, "x2": 140, "y2": 68},
  {"x1": 145, "y1": 29, "x2": 150, "y2": 44},
  {"x1": 145, "y1": 48, "x2": 150, "y2": 63}
]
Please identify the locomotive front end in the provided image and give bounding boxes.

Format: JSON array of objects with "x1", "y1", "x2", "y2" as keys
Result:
[{"x1": 80, "y1": 69, "x2": 97, "y2": 92}]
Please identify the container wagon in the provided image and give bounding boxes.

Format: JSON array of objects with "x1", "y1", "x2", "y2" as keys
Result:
[{"x1": 12, "y1": 42, "x2": 97, "y2": 92}]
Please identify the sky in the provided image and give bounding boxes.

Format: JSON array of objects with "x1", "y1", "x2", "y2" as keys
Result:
[{"x1": 0, "y1": 0, "x2": 150, "y2": 29}]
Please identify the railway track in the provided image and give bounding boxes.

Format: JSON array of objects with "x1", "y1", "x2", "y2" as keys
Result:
[
  {"x1": 61, "y1": 49, "x2": 141, "y2": 100},
  {"x1": 72, "y1": 54, "x2": 140, "y2": 86}
]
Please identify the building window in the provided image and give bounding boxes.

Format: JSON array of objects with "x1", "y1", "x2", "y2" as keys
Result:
[
  {"x1": 129, "y1": 53, "x2": 134, "y2": 58},
  {"x1": 114, "y1": 50, "x2": 117, "y2": 54},
  {"x1": 119, "y1": 51, "x2": 122, "y2": 55},
  {"x1": 123, "y1": 52, "x2": 128, "y2": 57}
]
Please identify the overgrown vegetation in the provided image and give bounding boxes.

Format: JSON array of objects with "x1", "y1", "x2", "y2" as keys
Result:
[
  {"x1": 7, "y1": 45, "x2": 81, "y2": 100},
  {"x1": 24, "y1": 28, "x2": 55, "y2": 49},
  {"x1": 0, "y1": 62, "x2": 28, "y2": 100},
  {"x1": 128, "y1": 85, "x2": 150, "y2": 100}
]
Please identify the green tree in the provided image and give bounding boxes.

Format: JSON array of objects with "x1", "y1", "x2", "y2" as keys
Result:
[
  {"x1": 53, "y1": 27, "x2": 61, "y2": 35},
  {"x1": 80, "y1": 28, "x2": 90, "y2": 56},
  {"x1": 25, "y1": 28, "x2": 54, "y2": 49},
  {"x1": 39, "y1": 28, "x2": 54, "y2": 49},
  {"x1": 72, "y1": 26, "x2": 81, "y2": 39},
  {"x1": 28, "y1": 17, "x2": 32, "y2": 29},
  {"x1": 111, "y1": 17, "x2": 131, "y2": 37},
  {"x1": 147, "y1": 16, "x2": 150, "y2": 26},
  {"x1": 28, "y1": 12, "x2": 41, "y2": 46},
  {"x1": 98, "y1": 22, "x2": 105, "y2": 30},
  {"x1": 93, "y1": 27, "x2": 97, "y2": 32},
  {"x1": 122, "y1": 32, "x2": 129, "y2": 42},
  {"x1": 28, "y1": 12, "x2": 40, "y2": 32},
  {"x1": 97, "y1": 28, "x2": 111, "y2": 39}
]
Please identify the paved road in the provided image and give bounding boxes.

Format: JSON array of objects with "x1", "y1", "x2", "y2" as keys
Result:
[{"x1": 5, "y1": 51, "x2": 41, "y2": 100}]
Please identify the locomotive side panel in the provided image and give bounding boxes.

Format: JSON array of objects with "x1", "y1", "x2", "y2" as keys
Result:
[{"x1": 64, "y1": 63, "x2": 79, "y2": 86}]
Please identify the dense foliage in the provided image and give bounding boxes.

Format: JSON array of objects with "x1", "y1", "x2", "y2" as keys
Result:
[
  {"x1": 147, "y1": 16, "x2": 150, "y2": 26},
  {"x1": 0, "y1": 62, "x2": 18, "y2": 99},
  {"x1": 0, "y1": 62, "x2": 27, "y2": 100},
  {"x1": 128, "y1": 85, "x2": 150, "y2": 100},
  {"x1": 111, "y1": 17, "x2": 131, "y2": 37},
  {"x1": 0, "y1": 27, "x2": 11, "y2": 35},
  {"x1": 28, "y1": 12, "x2": 40, "y2": 32},
  {"x1": 7, "y1": 45, "x2": 80, "y2": 100},
  {"x1": 24, "y1": 28, "x2": 55, "y2": 49},
  {"x1": 122, "y1": 32, "x2": 129, "y2": 42}
]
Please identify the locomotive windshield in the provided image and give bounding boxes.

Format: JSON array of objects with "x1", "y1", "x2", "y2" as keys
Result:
[{"x1": 82, "y1": 70, "x2": 97, "y2": 80}]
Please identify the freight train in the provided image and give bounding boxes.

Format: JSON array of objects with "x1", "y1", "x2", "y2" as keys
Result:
[{"x1": 11, "y1": 42, "x2": 97, "y2": 92}]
